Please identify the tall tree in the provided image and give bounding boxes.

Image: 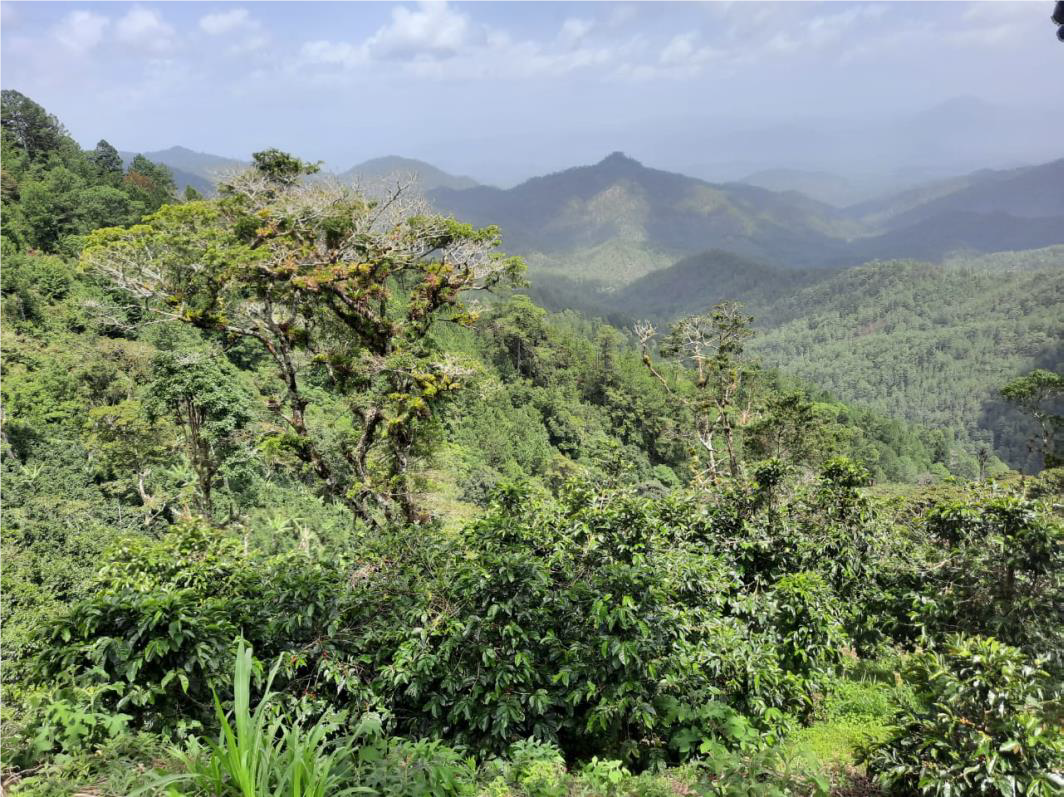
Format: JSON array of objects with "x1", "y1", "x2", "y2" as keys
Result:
[
  {"x1": 124, "y1": 154, "x2": 177, "y2": 212},
  {"x1": 18, "y1": 166, "x2": 84, "y2": 251},
  {"x1": 1001, "y1": 369, "x2": 1063, "y2": 470},
  {"x1": 146, "y1": 350, "x2": 253, "y2": 518},
  {"x1": 637, "y1": 301, "x2": 757, "y2": 484},
  {"x1": 0, "y1": 90, "x2": 68, "y2": 161},
  {"x1": 90, "y1": 139, "x2": 124, "y2": 184},
  {"x1": 83, "y1": 150, "x2": 523, "y2": 524}
]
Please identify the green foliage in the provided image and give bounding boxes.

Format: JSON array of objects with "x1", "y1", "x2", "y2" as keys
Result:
[
  {"x1": 863, "y1": 636, "x2": 1064, "y2": 796},
  {"x1": 764, "y1": 572, "x2": 847, "y2": 688},
  {"x1": 2, "y1": 682, "x2": 131, "y2": 771},
  {"x1": 5, "y1": 95, "x2": 1063, "y2": 796},
  {"x1": 83, "y1": 156, "x2": 524, "y2": 524},
  {"x1": 150, "y1": 641, "x2": 358, "y2": 797},
  {"x1": 1001, "y1": 369, "x2": 1063, "y2": 469},
  {"x1": 751, "y1": 260, "x2": 1063, "y2": 473},
  {"x1": 913, "y1": 493, "x2": 1063, "y2": 669},
  {"x1": 1, "y1": 90, "x2": 69, "y2": 162},
  {"x1": 145, "y1": 348, "x2": 255, "y2": 517},
  {"x1": 1, "y1": 92, "x2": 177, "y2": 252},
  {"x1": 32, "y1": 523, "x2": 352, "y2": 733}
]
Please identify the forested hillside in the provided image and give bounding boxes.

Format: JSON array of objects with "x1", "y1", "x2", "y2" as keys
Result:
[
  {"x1": 527, "y1": 244, "x2": 1063, "y2": 472},
  {"x1": 846, "y1": 159, "x2": 1064, "y2": 229},
  {"x1": 2, "y1": 91, "x2": 1063, "y2": 796},
  {"x1": 428, "y1": 152, "x2": 1064, "y2": 283},
  {"x1": 0, "y1": 93, "x2": 182, "y2": 253},
  {"x1": 753, "y1": 256, "x2": 1064, "y2": 472},
  {"x1": 428, "y1": 152, "x2": 855, "y2": 280}
]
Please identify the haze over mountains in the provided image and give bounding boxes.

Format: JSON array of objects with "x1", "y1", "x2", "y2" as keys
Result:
[
  {"x1": 426, "y1": 152, "x2": 1064, "y2": 281},
  {"x1": 338, "y1": 156, "x2": 480, "y2": 191},
  {"x1": 132, "y1": 141, "x2": 1064, "y2": 289}
]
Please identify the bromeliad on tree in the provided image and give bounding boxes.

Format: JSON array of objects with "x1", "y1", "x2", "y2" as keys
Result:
[{"x1": 83, "y1": 149, "x2": 524, "y2": 526}]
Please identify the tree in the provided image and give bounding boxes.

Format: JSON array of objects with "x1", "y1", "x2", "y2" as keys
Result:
[
  {"x1": 18, "y1": 166, "x2": 84, "y2": 251},
  {"x1": 78, "y1": 185, "x2": 135, "y2": 231},
  {"x1": 83, "y1": 150, "x2": 523, "y2": 524},
  {"x1": 1001, "y1": 369, "x2": 1063, "y2": 470},
  {"x1": 746, "y1": 390, "x2": 821, "y2": 467},
  {"x1": 90, "y1": 140, "x2": 124, "y2": 184},
  {"x1": 1, "y1": 166, "x2": 19, "y2": 205},
  {"x1": 146, "y1": 349, "x2": 253, "y2": 518},
  {"x1": 86, "y1": 400, "x2": 174, "y2": 524},
  {"x1": 124, "y1": 154, "x2": 176, "y2": 212},
  {"x1": 636, "y1": 302, "x2": 757, "y2": 484},
  {"x1": 0, "y1": 90, "x2": 68, "y2": 161},
  {"x1": 486, "y1": 295, "x2": 548, "y2": 382}
]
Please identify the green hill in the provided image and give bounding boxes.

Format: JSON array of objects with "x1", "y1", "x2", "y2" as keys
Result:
[
  {"x1": 430, "y1": 152, "x2": 855, "y2": 278},
  {"x1": 340, "y1": 155, "x2": 480, "y2": 191},
  {"x1": 431, "y1": 153, "x2": 1064, "y2": 285},
  {"x1": 552, "y1": 246, "x2": 1064, "y2": 469},
  {"x1": 845, "y1": 159, "x2": 1064, "y2": 229},
  {"x1": 751, "y1": 252, "x2": 1064, "y2": 469},
  {"x1": 136, "y1": 145, "x2": 248, "y2": 181},
  {"x1": 609, "y1": 249, "x2": 834, "y2": 320}
]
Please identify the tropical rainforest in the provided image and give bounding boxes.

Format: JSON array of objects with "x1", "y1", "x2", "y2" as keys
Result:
[{"x1": 1, "y1": 90, "x2": 1062, "y2": 797}]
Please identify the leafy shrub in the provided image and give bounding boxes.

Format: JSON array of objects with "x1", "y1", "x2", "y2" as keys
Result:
[
  {"x1": 765, "y1": 572, "x2": 848, "y2": 686},
  {"x1": 914, "y1": 494, "x2": 1063, "y2": 669},
  {"x1": 482, "y1": 738, "x2": 568, "y2": 797},
  {"x1": 377, "y1": 483, "x2": 813, "y2": 763},
  {"x1": 353, "y1": 734, "x2": 477, "y2": 797},
  {"x1": 863, "y1": 635, "x2": 1064, "y2": 796},
  {"x1": 34, "y1": 522, "x2": 354, "y2": 732},
  {"x1": 1, "y1": 682, "x2": 130, "y2": 771},
  {"x1": 694, "y1": 745, "x2": 830, "y2": 797}
]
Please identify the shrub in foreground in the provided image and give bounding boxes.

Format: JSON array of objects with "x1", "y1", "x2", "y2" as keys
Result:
[{"x1": 862, "y1": 635, "x2": 1064, "y2": 796}]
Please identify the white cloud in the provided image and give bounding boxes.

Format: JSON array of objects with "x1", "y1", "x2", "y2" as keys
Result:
[
  {"x1": 947, "y1": 0, "x2": 1035, "y2": 47},
  {"x1": 660, "y1": 32, "x2": 716, "y2": 66},
  {"x1": 966, "y1": 0, "x2": 1038, "y2": 23},
  {"x1": 115, "y1": 7, "x2": 176, "y2": 54},
  {"x1": 300, "y1": 40, "x2": 368, "y2": 69},
  {"x1": 803, "y1": 5, "x2": 883, "y2": 48},
  {"x1": 53, "y1": 10, "x2": 109, "y2": 54},
  {"x1": 559, "y1": 18, "x2": 593, "y2": 47},
  {"x1": 710, "y1": 1, "x2": 785, "y2": 46},
  {"x1": 608, "y1": 4, "x2": 638, "y2": 28},
  {"x1": 199, "y1": 8, "x2": 269, "y2": 54},
  {"x1": 200, "y1": 9, "x2": 250, "y2": 36},
  {"x1": 367, "y1": 1, "x2": 472, "y2": 60}
]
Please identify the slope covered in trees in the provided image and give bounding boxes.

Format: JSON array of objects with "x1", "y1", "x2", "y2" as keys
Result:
[
  {"x1": 428, "y1": 152, "x2": 1064, "y2": 284},
  {"x1": 2, "y1": 93, "x2": 1063, "y2": 796},
  {"x1": 429, "y1": 152, "x2": 855, "y2": 280},
  {"x1": 752, "y1": 255, "x2": 1064, "y2": 472},
  {"x1": 845, "y1": 158, "x2": 1064, "y2": 229},
  {"x1": 536, "y1": 246, "x2": 1062, "y2": 471},
  {"x1": 0, "y1": 90, "x2": 183, "y2": 254}
]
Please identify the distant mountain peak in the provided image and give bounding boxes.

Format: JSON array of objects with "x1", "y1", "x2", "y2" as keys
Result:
[
  {"x1": 341, "y1": 156, "x2": 479, "y2": 191},
  {"x1": 598, "y1": 151, "x2": 642, "y2": 167}
]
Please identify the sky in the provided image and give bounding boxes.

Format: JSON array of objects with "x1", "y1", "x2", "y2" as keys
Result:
[{"x1": 2, "y1": 1, "x2": 1062, "y2": 184}]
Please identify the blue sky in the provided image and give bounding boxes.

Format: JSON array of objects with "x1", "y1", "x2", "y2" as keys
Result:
[{"x1": 2, "y1": 2, "x2": 1061, "y2": 183}]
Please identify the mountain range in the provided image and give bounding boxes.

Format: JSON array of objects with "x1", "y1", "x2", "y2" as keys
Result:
[
  {"x1": 428, "y1": 152, "x2": 857, "y2": 278},
  {"x1": 128, "y1": 143, "x2": 1064, "y2": 286},
  {"x1": 427, "y1": 152, "x2": 1064, "y2": 282}
]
